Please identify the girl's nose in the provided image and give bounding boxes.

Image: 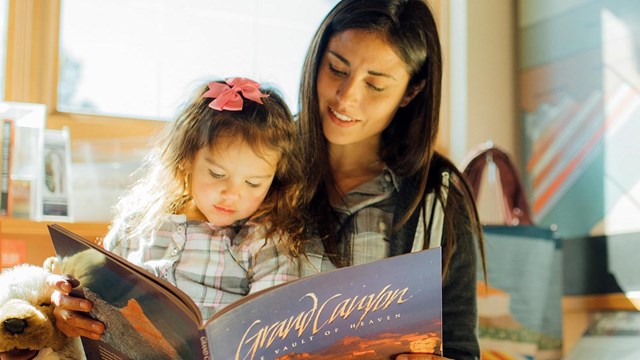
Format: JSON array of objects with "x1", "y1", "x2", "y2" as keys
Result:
[{"x1": 221, "y1": 183, "x2": 241, "y2": 200}]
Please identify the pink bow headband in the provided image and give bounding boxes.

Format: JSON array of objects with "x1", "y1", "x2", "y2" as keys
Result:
[{"x1": 202, "y1": 78, "x2": 269, "y2": 111}]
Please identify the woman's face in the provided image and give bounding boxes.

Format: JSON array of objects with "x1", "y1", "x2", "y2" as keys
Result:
[{"x1": 316, "y1": 29, "x2": 415, "y2": 147}]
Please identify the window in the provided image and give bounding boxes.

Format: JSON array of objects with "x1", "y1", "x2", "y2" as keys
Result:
[
  {"x1": 58, "y1": 0, "x2": 339, "y2": 120},
  {"x1": 0, "y1": 0, "x2": 8, "y2": 100}
]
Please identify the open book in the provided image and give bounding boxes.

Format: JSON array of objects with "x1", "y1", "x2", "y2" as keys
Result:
[{"x1": 48, "y1": 224, "x2": 443, "y2": 360}]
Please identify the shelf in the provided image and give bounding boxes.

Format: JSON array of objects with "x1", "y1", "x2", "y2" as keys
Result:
[
  {"x1": 1, "y1": 218, "x2": 108, "y2": 238},
  {"x1": 0, "y1": 218, "x2": 109, "y2": 268},
  {"x1": 562, "y1": 293, "x2": 640, "y2": 355},
  {"x1": 564, "y1": 293, "x2": 640, "y2": 312}
]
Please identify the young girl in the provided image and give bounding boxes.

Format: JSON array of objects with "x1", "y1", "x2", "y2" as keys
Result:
[{"x1": 49, "y1": 77, "x2": 307, "y2": 339}]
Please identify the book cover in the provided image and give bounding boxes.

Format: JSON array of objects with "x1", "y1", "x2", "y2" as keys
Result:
[
  {"x1": 0, "y1": 118, "x2": 15, "y2": 217},
  {"x1": 48, "y1": 224, "x2": 443, "y2": 360}
]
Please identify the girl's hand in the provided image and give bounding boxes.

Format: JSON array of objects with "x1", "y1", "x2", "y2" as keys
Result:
[
  {"x1": 396, "y1": 355, "x2": 451, "y2": 360},
  {"x1": 47, "y1": 274, "x2": 105, "y2": 340}
]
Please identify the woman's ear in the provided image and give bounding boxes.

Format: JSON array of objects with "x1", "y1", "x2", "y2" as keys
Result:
[{"x1": 399, "y1": 79, "x2": 426, "y2": 107}]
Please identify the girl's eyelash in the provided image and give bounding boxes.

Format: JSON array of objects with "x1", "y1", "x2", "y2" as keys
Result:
[
  {"x1": 209, "y1": 170, "x2": 261, "y2": 187},
  {"x1": 209, "y1": 170, "x2": 223, "y2": 179}
]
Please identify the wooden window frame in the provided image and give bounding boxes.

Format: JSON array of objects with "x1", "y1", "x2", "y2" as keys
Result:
[
  {"x1": 3, "y1": 0, "x2": 447, "y2": 150},
  {"x1": 4, "y1": 0, "x2": 163, "y2": 140}
]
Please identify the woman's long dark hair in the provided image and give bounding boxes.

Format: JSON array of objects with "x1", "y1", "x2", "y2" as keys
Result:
[{"x1": 298, "y1": 0, "x2": 485, "y2": 277}]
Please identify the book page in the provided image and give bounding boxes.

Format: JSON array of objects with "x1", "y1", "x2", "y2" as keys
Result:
[
  {"x1": 207, "y1": 247, "x2": 443, "y2": 359},
  {"x1": 48, "y1": 224, "x2": 207, "y2": 359}
]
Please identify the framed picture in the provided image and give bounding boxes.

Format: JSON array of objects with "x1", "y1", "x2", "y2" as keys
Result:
[{"x1": 37, "y1": 128, "x2": 73, "y2": 221}]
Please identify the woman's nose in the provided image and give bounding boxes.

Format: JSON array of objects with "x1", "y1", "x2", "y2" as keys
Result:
[{"x1": 336, "y1": 77, "x2": 360, "y2": 105}]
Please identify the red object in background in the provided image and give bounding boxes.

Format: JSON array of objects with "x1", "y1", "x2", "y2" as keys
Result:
[{"x1": 1, "y1": 238, "x2": 27, "y2": 269}]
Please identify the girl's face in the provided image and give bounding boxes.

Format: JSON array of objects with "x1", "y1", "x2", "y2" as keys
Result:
[
  {"x1": 316, "y1": 29, "x2": 416, "y2": 148},
  {"x1": 186, "y1": 136, "x2": 279, "y2": 226}
]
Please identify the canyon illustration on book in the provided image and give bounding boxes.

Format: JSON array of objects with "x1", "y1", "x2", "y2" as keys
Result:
[{"x1": 48, "y1": 224, "x2": 443, "y2": 360}]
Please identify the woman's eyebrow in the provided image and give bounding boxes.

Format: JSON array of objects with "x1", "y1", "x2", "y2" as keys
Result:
[
  {"x1": 368, "y1": 70, "x2": 396, "y2": 80},
  {"x1": 328, "y1": 50, "x2": 350, "y2": 66}
]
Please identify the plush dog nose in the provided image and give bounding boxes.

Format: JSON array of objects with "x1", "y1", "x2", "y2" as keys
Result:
[{"x1": 4, "y1": 318, "x2": 28, "y2": 334}]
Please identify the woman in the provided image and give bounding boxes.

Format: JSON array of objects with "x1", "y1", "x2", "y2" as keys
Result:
[{"x1": 298, "y1": 0, "x2": 486, "y2": 359}]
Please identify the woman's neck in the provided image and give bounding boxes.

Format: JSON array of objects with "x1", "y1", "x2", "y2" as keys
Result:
[{"x1": 328, "y1": 140, "x2": 384, "y2": 200}]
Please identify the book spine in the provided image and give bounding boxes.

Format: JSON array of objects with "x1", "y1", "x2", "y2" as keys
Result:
[
  {"x1": 199, "y1": 329, "x2": 212, "y2": 360},
  {"x1": 0, "y1": 119, "x2": 14, "y2": 217}
]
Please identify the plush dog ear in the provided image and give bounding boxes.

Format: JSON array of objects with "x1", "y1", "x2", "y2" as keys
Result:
[{"x1": 43, "y1": 256, "x2": 61, "y2": 274}]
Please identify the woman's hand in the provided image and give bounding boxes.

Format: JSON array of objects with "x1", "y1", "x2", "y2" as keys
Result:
[
  {"x1": 47, "y1": 274, "x2": 105, "y2": 340},
  {"x1": 396, "y1": 354, "x2": 451, "y2": 360}
]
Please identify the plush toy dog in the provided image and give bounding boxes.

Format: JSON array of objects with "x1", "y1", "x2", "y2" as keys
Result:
[{"x1": 0, "y1": 263, "x2": 85, "y2": 360}]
